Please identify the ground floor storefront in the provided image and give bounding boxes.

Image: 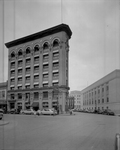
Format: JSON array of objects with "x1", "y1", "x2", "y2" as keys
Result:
[
  {"x1": 7, "y1": 87, "x2": 69, "y2": 113},
  {"x1": 0, "y1": 100, "x2": 7, "y2": 113}
]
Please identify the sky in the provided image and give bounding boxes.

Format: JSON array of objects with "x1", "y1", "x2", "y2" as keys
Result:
[{"x1": 0, "y1": 0, "x2": 120, "y2": 91}]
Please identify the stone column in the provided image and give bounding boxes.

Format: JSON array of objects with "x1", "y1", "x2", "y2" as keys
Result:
[
  {"x1": 15, "y1": 54, "x2": 18, "y2": 89},
  {"x1": 61, "y1": 91, "x2": 66, "y2": 113},
  {"x1": 15, "y1": 93, "x2": 17, "y2": 109},
  {"x1": 39, "y1": 91, "x2": 43, "y2": 110},
  {"x1": 48, "y1": 91, "x2": 52, "y2": 109},
  {"x1": 22, "y1": 51, "x2": 26, "y2": 89},
  {"x1": 8, "y1": 55, "x2": 11, "y2": 90},
  {"x1": 7, "y1": 93, "x2": 10, "y2": 111},
  {"x1": 48, "y1": 44, "x2": 53, "y2": 87},
  {"x1": 30, "y1": 92, "x2": 34, "y2": 106},
  {"x1": 22, "y1": 93, "x2": 25, "y2": 110},
  {"x1": 30, "y1": 50, "x2": 34, "y2": 88},
  {"x1": 58, "y1": 91, "x2": 63, "y2": 113},
  {"x1": 39, "y1": 47, "x2": 43, "y2": 88}
]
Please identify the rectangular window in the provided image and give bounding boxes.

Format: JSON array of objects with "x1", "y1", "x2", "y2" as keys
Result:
[
  {"x1": 34, "y1": 92, "x2": 39, "y2": 99},
  {"x1": 53, "y1": 62, "x2": 59, "y2": 67},
  {"x1": 52, "y1": 91, "x2": 58, "y2": 99},
  {"x1": 25, "y1": 85, "x2": 30, "y2": 89},
  {"x1": 26, "y1": 58, "x2": 31, "y2": 64},
  {"x1": 98, "y1": 99, "x2": 100, "y2": 104},
  {"x1": 53, "y1": 72, "x2": 59, "y2": 77},
  {"x1": 53, "y1": 52, "x2": 59, "y2": 57},
  {"x1": 10, "y1": 87, "x2": 15, "y2": 90},
  {"x1": 34, "y1": 75, "x2": 39, "y2": 79},
  {"x1": 34, "y1": 56, "x2": 39, "y2": 62},
  {"x1": 34, "y1": 66, "x2": 39, "y2": 71},
  {"x1": 107, "y1": 97, "x2": 109, "y2": 102},
  {"x1": 43, "y1": 83, "x2": 48, "y2": 87},
  {"x1": 43, "y1": 64, "x2": 49, "y2": 69},
  {"x1": 11, "y1": 94, "x2": 15, "y2": 99},
  {"x1": 18, "y1": 86, "x2": 22, "y2": 89},
  {"x1": 106, "y1": 85, "x2": 109, "y2": 94},
  {"x1": 102, "y1": 87, "x2": 104, "y2": 92},
  {"x1": 18, "y1": 93, "x2": 22, "y2": 99},
  {"x1": 43, "y1": 91, "x2": 48, "y2": 98},
  {"x1": 18, "y1": 69, "x2": 22, "y2": 74},
  {"x1": 34, "y1": 84, "x2": 39, "y2": 88},
  {"x1": 18, "y1": 60, "x2": 22, "y2": 67},
  {"x1": 26, "y1": 76, "x2": 30, "y2": 80},
  {"x1": 18, "y1": 77, "x2": 22, "y2": 81},
  {"x1": 52, "y1": 82, "x2": 59, "y2": 86},
  {"x1": 11, "y1": 62, "x2": 15, "y2": 68},
  {"x1": 43, "y1": 74, "x2": 48, "y2": 78},
  {"x1": 102, "y1": 99, "x2": 104, "y2": 103},
  {"x1": 11, "y1": 70, "x2": 15, "y2": 75},
  {"x1": 95, "y1": 91, "x2": 96, "y2": 95}
]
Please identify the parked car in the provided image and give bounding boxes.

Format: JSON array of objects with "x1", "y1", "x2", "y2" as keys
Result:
[
  {"x1": 41, "y1": 108, "x2": 57, "y2": 115},
  {"x1": 20, "y1": 109, "x2": 34, "y2": 115},
  {"x1": 93, "y1": 109, "x2": 98, "y2": 114},
  {"x1": 0, "y1": 109, "x2": 3, "y2": 120},
  {"x1": 102, "y1": 109, "x2": 115, "y2": 115},
  {"x1": 9, "y1": 108, "x2": 16, "y2": 114},
  {"x1": 97, "y1": 109, "x2": 104, "y2": 114}
]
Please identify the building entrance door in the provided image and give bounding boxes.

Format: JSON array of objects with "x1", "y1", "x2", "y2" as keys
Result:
[{"x1": 10, "y1": 102, "x2": 15, "y2": 109}]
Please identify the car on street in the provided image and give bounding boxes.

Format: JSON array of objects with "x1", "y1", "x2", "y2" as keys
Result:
[
  {"x1": 34, "y1": 110, "x2": 42, "y2": 115},
  {"x1": 97, "y1": 109, "x2": 104, "y2": 114},
  {"x1": 20, "y1": 109, "x2": 35, "y2": 115},
  {"x1": 0, "y1": 109, "x2": 4, "y2": 120},
  {"x1": 9, "y1": 108, "x2": 16, "y2": 114},
  {"x1": 41, "y1": 108, "x2": 57, "y2": 115},
  {"x1": 102, "y1": 109, "x2": 115, "y2": 115}
]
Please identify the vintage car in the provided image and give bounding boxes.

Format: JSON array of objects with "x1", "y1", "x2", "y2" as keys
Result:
[
  {"x1": 41, "y1": 108, "x2": 57, "y2": 115},
  {"x1": 20, "y1": 109, "x2": 35, "y2": 115},
  {"x1": 0, "y1": 109, "x2": 4, "y2": 120}
]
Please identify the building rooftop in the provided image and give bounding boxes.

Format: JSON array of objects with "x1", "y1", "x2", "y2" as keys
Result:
[
  {"x1": 0, "y1": 81, "x2": 7, "y2": 87},
  {"x1": 81, "y1": 69, "x2": 120, "y2": 92},
  {"x1": 5, "y1": 24, "x2": 72, "y2": 48}
]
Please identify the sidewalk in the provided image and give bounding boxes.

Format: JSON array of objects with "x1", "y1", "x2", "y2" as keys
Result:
[
  {"x1": 115, "y1": 114, "x2": 120, "y2": 117},
  {"x1": 0, "y1": 120, "x2": 9, "y2": 126}
]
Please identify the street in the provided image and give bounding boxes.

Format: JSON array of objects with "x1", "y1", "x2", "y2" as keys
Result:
[{"x1": 0, "y1": 112, "x2": 120, "y2": 150}]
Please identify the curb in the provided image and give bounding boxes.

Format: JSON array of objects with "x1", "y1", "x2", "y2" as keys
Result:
[
  {"x1": 115, "y1": 114, "x2": 120, "y2": 117},
  {"x1": 0, "y1": 121, "x2": 9, "y2": 126}
]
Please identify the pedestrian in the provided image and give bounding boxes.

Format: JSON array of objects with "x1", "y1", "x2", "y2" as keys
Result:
[
  {"x1": 69, "y1": 109, "x2": 72, "y2": 115},
  {"x1": 57, "y1": 108, "x2": 59, "y2": 115}
]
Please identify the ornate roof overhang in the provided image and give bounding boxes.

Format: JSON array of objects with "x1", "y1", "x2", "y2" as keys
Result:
[{"x1": 5, "y1": 24, "x2": 72, "y2": 48}]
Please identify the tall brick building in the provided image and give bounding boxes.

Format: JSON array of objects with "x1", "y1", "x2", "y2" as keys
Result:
[{"x1": 5, "y1": 24, "x2": 72, "y2": 112}]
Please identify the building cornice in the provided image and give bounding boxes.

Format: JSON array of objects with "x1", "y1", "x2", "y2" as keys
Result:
[{"x1": 5, "y1": 24, "x2": 72, "y2": 48}]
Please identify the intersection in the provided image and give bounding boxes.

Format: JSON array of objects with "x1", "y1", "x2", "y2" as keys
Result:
[{"x1": 0, "y1": 112, "x2": 120, "y2": 150}]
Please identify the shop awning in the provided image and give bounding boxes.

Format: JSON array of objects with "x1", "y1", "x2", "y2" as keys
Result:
[{"x1": 31, "y1": 102, "x2": 39, "y2": 107}]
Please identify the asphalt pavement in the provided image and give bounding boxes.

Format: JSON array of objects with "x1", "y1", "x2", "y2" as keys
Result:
[{"x1": 0, "y1": 112, "x2": 120, "y2": 150}]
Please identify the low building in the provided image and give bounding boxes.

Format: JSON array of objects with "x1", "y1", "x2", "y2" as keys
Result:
[
  {"x1": 81, "y1": 70, "x2": 120, "y2": 114},
  {"x1": 0, "y1": 81, "x2": 7, "y2": 112},
  {"x1": 69, "y1": 91, "x2": 81, "y2": 110}
]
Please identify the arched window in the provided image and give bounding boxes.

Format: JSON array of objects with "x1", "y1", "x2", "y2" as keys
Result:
[
  {"x1": 11, "y1": 52, "x2": 15, "y2": 58},
  {"x1": 18, "y1": 49, "x2": 22, "y2": 56},
  {"x1": 26, "y1": 47, "x2": 31, "y2": 54},
  {"x1": 34, "y1": 45, "x2": 40, "y2": 52},
  {"x1": 43, "y1": 42, "x2": 49, "y2": 50},
  {"x1": 53, "y1": 39, "x2": 59, "y2": 47}
]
